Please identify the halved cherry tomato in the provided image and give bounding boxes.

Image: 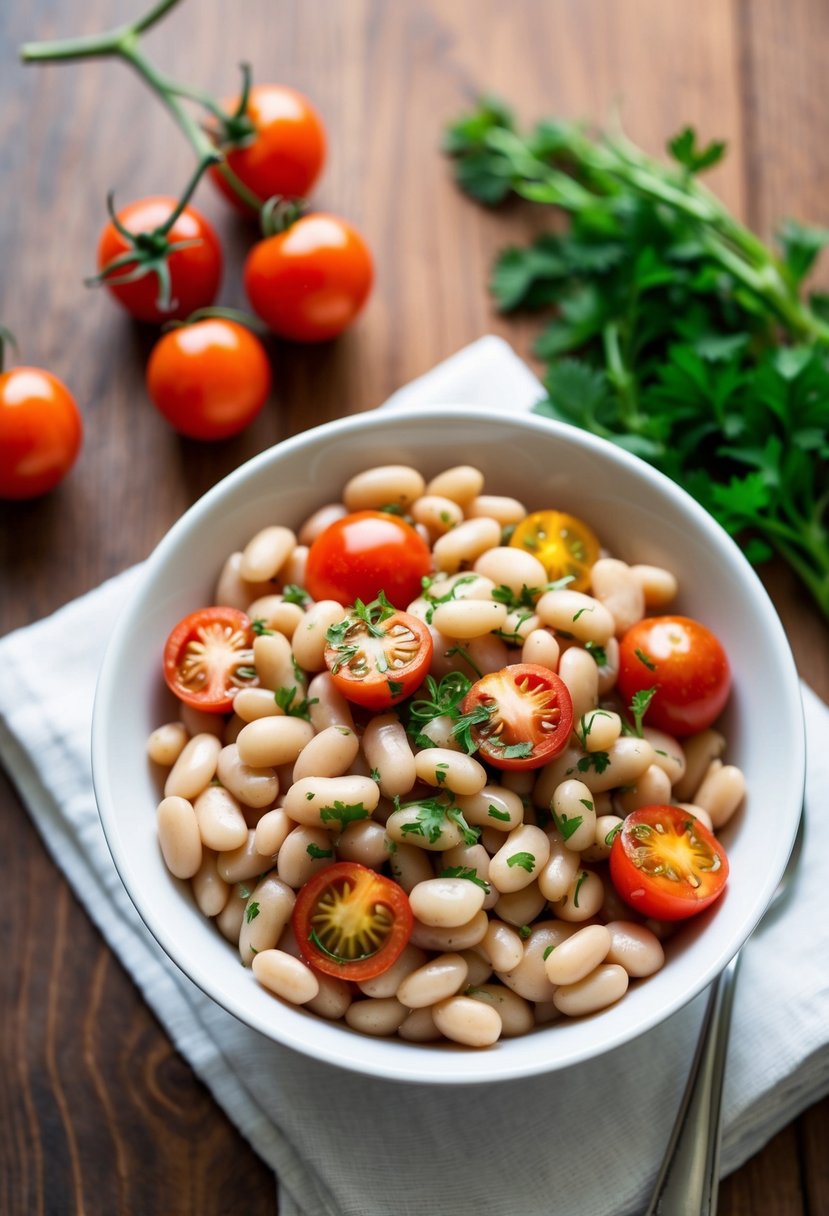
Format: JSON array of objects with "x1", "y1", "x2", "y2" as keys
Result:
[
  {"x1": 617, "y1": 615, "x2": 731, "y2": 737},
  {"x1": 243, "y1": 213, "x2": 373, "y2": 342},
  {"x1": 96, "y1": 196, "x2": 223, "y2": 324},
  {"x1": 460, "y1": 663, "x2": 574, "y2": 770},
  {"x1": 163, "y1": 607, "x2": 258, "y2": 713},
  {"x1": 609, "y1": 805, "x2": 729, "y2": 921},
  {"x1": 292, "y1": 862, "x2": 413, "y2": 980},
  {"x1": 305, "y1": 510, "x2": 432, "y2": 609},
  {"x1": 146, "y1": 318, "x2": 271, "y2": 441},
  {"x1": 509, "y1": 509, "x2": 600, "y2": 592},
  {"x1": 0, "y1": 366, "x2": 82, "y2": 500},
  {"x1": 210, "y1": 84, "x2": 326, "y2": 210},
  {"x1": 324, "y1": 598, "x2": 433, "y2": 710}
]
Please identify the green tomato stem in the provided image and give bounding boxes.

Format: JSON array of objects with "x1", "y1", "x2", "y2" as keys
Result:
[{"x1": 0, "y1": 324, "x2": 19, "y2": 373}]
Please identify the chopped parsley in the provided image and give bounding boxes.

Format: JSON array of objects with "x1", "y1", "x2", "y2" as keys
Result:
[
  {"x1": 274, "y1": 685, "x2": 318, "y2": 720},
  {"x1": 319, "y1": 801, "x2": 371, "y2": 829},
  {"x1": 306, "y1": 843, "x2": 334, "y2": 859},
  {"x1": 282, "y1": 584, "x2": 311, "y2": 607},
  {"x1": 506, "y1": 851, "x2": 536, "y2": 872},
  {"x1": 551, "y1": 810, "x2": 583, "y2": 842},
  {"x1": 251, "y1": 618, "x2": 273, "y2": 636},
  {"x1": 635, "y1": 647, "x2": 657, "y2": 671},
  {"x1": 487, "y1": 804, "x2": 512, "y2": 822},
  {"x1": 439, "y1": 865, "x2": 490, "y2": 892},
  {"x1": 245, "y1": 901, "x2": 260, "y2": 923}
]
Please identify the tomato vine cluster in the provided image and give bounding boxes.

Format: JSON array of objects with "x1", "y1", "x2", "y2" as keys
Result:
[{"x1": 3, "y1": 0, "x2": 374, "y2": 498}]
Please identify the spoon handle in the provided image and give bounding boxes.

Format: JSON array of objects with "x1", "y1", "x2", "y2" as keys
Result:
[{"x1": 645, "y1": 952, "x2": 742, "y2": 1216}]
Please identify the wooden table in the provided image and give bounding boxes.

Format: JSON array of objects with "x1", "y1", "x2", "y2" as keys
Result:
[{"x1": 1, "y1": 1, "x2": 827, "y2": 1211}]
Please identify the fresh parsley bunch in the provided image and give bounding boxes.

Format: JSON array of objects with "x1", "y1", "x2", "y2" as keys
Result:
[{"x1": 445, "y1": 99, "x2": 829, "y2": 621}]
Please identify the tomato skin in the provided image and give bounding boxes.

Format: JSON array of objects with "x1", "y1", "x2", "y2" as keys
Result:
[
  {"x1": 325, "y1": 608, "x2": 433, "y2": 710},
  {"x1": 305, "y1": 510, "x2": 432, "y2": 609},
  {"x1": 146, "y1": 319, "x2": 271, "y2": 441},
  {"x1": 210, "y1": 84, "x2": 326, "y2": 209},
  {"x1": 609, "y1": 805, "x2": 730, "y2": 921},
  {"x1": 460, "y1": 663, "x2": 574, "y2": 770},
  {"x1": 243, "y1": 214, "x2": 373, "y2": 342},
  {"x1": 509, "y1": 509, "x2": 600, "y2": 592},
  {"x1": 617, "y1": 615, "x2": 731, "y2": 737},
  {"x1": 292, "y1": 862, "x2": 413, "y2": 981},
  {"x1": 0, "y1": 368, "x2": 82, "y2": 500},
  {"x1": 163, "y1": 607, "x2": 257, "y2": 712},
  {"x1": 97, "y1": 196, "x2": 223, "y2": 324}
]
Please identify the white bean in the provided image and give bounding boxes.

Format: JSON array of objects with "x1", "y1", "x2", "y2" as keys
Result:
[
  {"x1": 551, "y1": 869, "x2": 605, "y2": 922},
  {"x1": 277, "y1": 826, "x2": 335, "y2": 888},
  {"x1": 240, "y1": 525, "x2": 297, "y2": 583},
  {"x1": 456, "y1": 785, "x2": 524, "y2": 832},
  {"x1": 496, "y1": 921, "x2": 570, "y2": 1002},
  {"x1": 345, "y1": 998, "x2": 409, "y2": 1036},
  {"x1": 245, "y1": 595, "x2": 305, "y2": 640},
  {"x1": 577, "y1": 709, "x2": 622, "y2": 754},
  {"x1": 305, "y1": 973, "x2": 353, "y2": 1020},
  {"x1": 581, "y1": 814, "x2": 623, "y2": 862},
  {"x1": 630, "y1": 564, "x2": 678, "y2": 608},
  {"x1": 535, "y1": 589, "x2": 615, "y2": 645},
  {"x1": 558, "y1": 646, "x2": 599, "y2": 723},
  {"x1": 473, "y1": 546, "x2": 547, "y2": 595},
  {"x1": 489, "y1": 825, "x2": 551, "y2": 894},
  {"x1": 385, "y1": 802, "x2": 462, "y2": 852},
  {"x1": 589, "y1": 558, "x2": 645, "y2": 635},
  {"x1": 336, "y1": 819, "x2": 388, "y2": 869},
  {"x1": 298, "y1": 502, "x2": 347, "y2": 546},
  {"x1": 467, "y1": 495, "x2": 527, "y2": 527},
  {"x1": 615, "y1": 763, "x2": 673, "y2": 816},
  {"x1": 217, "y1": 831, "x2": 270, "y2": 883},
  {"x1": 553, "y1": 964, "x2": 629, "y2": 1016},
  {"x1": 397, "y1": 953, "x2": 469, "y2": 1008},
  {"x1": 551, "y1": 779, "x2": 597, "y2": 852},
  {"x1": 537, "y1": 832, "x2": 581, "y2": 901},
  {"x1": 521, "y1": 627, "x2": 561, "y2": 671},
  {"x1": 343, "y1": 465, "x2": 425, "y2": 511},
  {"x1": 157, "y1": 796, "x2": 202, "y2": 879},
  {"x1": 544, "y1": 924, "x2": 611, "y2": 986},
  {"x1": 292, "y1": 725, "x2": 360, "y2": 781},
  {"x1": 193, "y1": 785, "x2": 248, "y2": 852},
  {"x1": 358, "y1": 944, "x2": 428, "y2": 998},
  {"x1": 398, "y1": 1007, "x2": 443, "y2": 1042},
  {"x1": 236, "y1": 716, "x2": 315, "y2": 769},
  {"x1": 254, "y1": 807, "x2": 293, "y2": 857},
  {"x1": 409, "y1": 910, "x2": 489, "y2": 952},
  {"x1": 424, "y1": 465, "x2": 484, "y2": 506},
  {"x1": 239, "y1": 875, "x2": 296, "y2": 964},
  {"x1": 307, "y1": 672, "x2": 356, "y2": 732},
  {"x1": 361, "y1": 714, "x2": 417, "y2": 797},
  {"x1": 252, "y1": 949, "x2": 318, "y2": 1004},
  {"x1": 147, "y1": 722, "x2": 188, "y2": 767},
  {"x1": 217, "y1": 744, "x2": 279, "y2": 808},
  {"x1": 214, "y1": 551, "x2": 272, "y2": 611},
  {"x1": 431, "y1": 995, "x2": 502, "y2": 1047},
  {"x1": 432, "y1": 518, "x2": 502, "y2": 574},
  {"x1": 465, "y1": 984, "x2": 534, "y2": 1037},
  {"x1": 216, "y1": 884, "x2": 247, "y2": 944},
  {"x1": 414, "y1": 748, "x2": 488, "y2": 796},
  {"x1": 643, "y1": 727, "x2": 686, "y2": 787},
  {"x1": 387, "y1": 841, "x2": 435, "y2": 892},
  {"x1": 191, "y1": 850, "x2": 230, "y2": 917},
  {"x1": 408, "y1": 878, "x2": 486, "y2": 928},
  {"x1": 232, "y1": 688, "x2": 281, "y2": 722},
  {"x1": 410, "y1": 495, "x2": 464, "y2": 538},
  {"x1": 605, "y1": 921, "x2": 665, "y2": 977},
  {"x1": 479, "y1": 919, "x2": 524, "y2": 972},
  {"x1": 253, "y1": 631, "x2": 300, "y2": 693},
  {"x1": 692, "y1": 761, "x2": 746, "y2": 828},
  {"x1": 283, "y1": 775, "x2": 380, "y2": 829},
  {"x1": 164, "y1": 733, "x2": 222, "y2": 800},
  {"x1": 291, "y1": 600, "x2": 348, "y2": 672},
  {"x1": 431, "y1": 598, "x2": 508, "y2": 639},
  {"x1": 674, "y1": 728, "x2": 726, "y2": 801},
  {"x1": 494, "y1": 882, "x2": 547, "y2": 928}
]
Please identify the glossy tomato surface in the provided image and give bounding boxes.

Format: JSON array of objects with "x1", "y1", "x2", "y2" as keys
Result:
[
  {"x1": 244, "y1": 213, "x2": 373, "y2": 342},
  {"x1": 163, "y1": 607, "x2": 257, "y2": 712},
  {"x1": 211, "y1": 84, "x2": 326, "y2": 209},
  {"x1": 305, "y1": 510, "x2": 432, "y2": 609},
  {"x1": 460, "y1": 663, "x2": 574, "y2": 770},
  {"x1": 324, "y1": 604, "x2": 433, "y2": 710},
  {"x1": 509, "y1": 509, "x2": 600, "y2": 592},
  {"x1": 293, "y1": 862, "x2": 413, "y2": 980},
  {"x1": 146, "y1": 319, "x2": 271, "y2": 441},
  {"x1": 97, "y1": 196, "x2": 222, "y2": 323},
  {"x1": 609, "y1": 805, "x2": 730, "y2": 920},
  {"x1": 617, "y1": 615, "x2": 731, "y2": 737},
  {"x1": 0, "y1": 367, "x2": 82, "y2": 499}
]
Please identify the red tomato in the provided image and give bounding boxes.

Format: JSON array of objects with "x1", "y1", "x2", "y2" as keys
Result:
[
  {"x1": 211, "y1": 84, "x2": 326, "y2": 209},
  {"x1": 243, "y1": 214, "x2": 373, "y2": 342},
  {"x1": 324, "y1": 601, "x2": 433, "y2": 710},
  {"x1": 617, "y1": 615, "x2": 731, "y2": 737},
  {"x1": 609, "y1": 805, "x2": 730, "y2": 920},
  {"x1": 293, "y1": 862, "x2": 413, "y2": 980},
  {"x1": 305, "y1": 510, "x2": 432, "y2": 609},
  {"x1": 460, "y1": 663, "x2": 574, "y2": 770},
  {"x1": 0, "y1": 367, "x2": 82, "y2": 500},
  {"x1": 96, "y1": 196, "x2": 223, "y2": 323},
  {"x1": 146, "y1": 319, "x2": 271, "y2": 441},
  {"x1": 163, "y1": 607, "x2": 258, "y2": 712}
]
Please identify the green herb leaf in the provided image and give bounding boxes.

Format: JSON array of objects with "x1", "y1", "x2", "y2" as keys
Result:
[
  {"x1": 319, "y1": 801, "x2": 371, "y2": 829},
  {"x1": 245, "y1": 901, "x2": 260, "y2": 923},
  {"x1": 506, "y1": 851, "x2": 536, "y2": 873},
  {"x1": 439, "y1": 865, "x2": 490, "y2": 892},
  {"x1": 306, "y1": 843, "x2": 334, "y2": 859}
]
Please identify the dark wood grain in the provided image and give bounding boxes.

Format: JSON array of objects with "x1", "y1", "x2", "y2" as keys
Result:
[{"x1": 1, "y1": 2, "x2": 827, "y2": 1213}]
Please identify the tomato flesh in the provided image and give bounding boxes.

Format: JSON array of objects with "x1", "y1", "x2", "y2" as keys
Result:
[
  {"x1": 163, "y1": 607, "x2": 257, "y2": 712},
  {"x1": 460, "y1": 663, "x2": 574, "y2": 770},
  {"x1": 293, "y1": 862, "x2": 413, "y2": 980},
  {"x1": 610, "y1": 805, "x2": 729, "y2": 920},
  {"x1": 509, "y1": 510, "x2": 600, "y2": 592},
  {"x1": 617, "y1": 615, "x2": 731, "y2": 737},
  {"x1": 305, "y1": 510, "x2": 432, "y2": 609},
  {"x1": 324, "y1": 603, "x2": 433, "y2": 710}
]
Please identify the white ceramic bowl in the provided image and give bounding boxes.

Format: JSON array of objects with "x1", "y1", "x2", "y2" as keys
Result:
[{"x1": 91, "y1": 405, "x2": 805, "y2": 1084}]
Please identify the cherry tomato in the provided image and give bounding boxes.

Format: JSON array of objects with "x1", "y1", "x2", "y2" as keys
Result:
[
  {"x1": 324, "y1": 600, "x2": 433, "y2": 710},
  {"x1": 96, "y1": 196, "x2": 223, "y2": 324},
  {"x1": 460, "y1": 663, "x2": 574, "y2": 770},
  {"x1": 0, "y1": 367, "x2": 82, "y2": 500},
  {"x1": 609, "y1": 805, "x2": 730, "y2": 920},
  {"x1": 292, "y1": 862, "x2": 413, "y2": 980},
  {"x1": 509, "y1": 509, "x2": 600, "y2": 592},
  {"x1": 211, "y1": 84, "x2": 326, "y2": 210},
  {"x1": 244, "y1": 214, "x2": 373, "y2": 342},
  {"x1": 146, "y1": 319, "x2": 271, "y2": 441},
  {"x1": 305, "y1": 510, "x2": 432, "y2": 609},
  {"x1": 163, "y1": 607, "x2": 258, "y2": 712},
  {"x1": 617, "y1": 615, "x2": 731, "y2": 737}
]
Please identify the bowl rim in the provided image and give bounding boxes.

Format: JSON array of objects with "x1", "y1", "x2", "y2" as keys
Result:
[{"x1": 91, "y1": 403, "x2": 806, "y2": 1084}]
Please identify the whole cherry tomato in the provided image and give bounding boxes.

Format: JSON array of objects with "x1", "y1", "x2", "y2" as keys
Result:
[
  {"x1": 617, "y1": 615, "x2": 731, "y2": 737},
  {"x1": 244, "y1": 213, "x2": 373, "y2": 342},
  {"x1": 211, "y1": 84, "x2": 326, "y2": 210},
  {"x1": 146, "y1": 318, "x2": 271, "y2": 441},
  {"x1": 304, "y1": 510, "x2": 432, "y2": 608},
  {"x1": 163, "y1": 607, "x2": 258, "y2": 712},
  {"x1": 292, "y1": 862, "x2": 413, "y2": 981},
  {"x1": 0, "y1": 366, "x2": 82, "y2": 500},
  {"x1": 96, "y1": 196, "x2": 223, "y2": 324},
  {"x1": 324, "y1": 597, "x2": 434, "y2": 710},
  {"x1": 459, "y1": 663, "x2": 574, "y2": 770},
  {"x1": 609, "y1": 805, "x2": 729, "y2": 920}
]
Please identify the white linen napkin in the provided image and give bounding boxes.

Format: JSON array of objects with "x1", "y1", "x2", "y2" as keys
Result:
[{"x1": 1, "y1": 335, "x2": 827, "y2": 1216}]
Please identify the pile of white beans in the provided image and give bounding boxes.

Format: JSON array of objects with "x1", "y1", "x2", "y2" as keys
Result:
[{"x1": 148, "y1": 463, "x2": 746, "y2": 1048}]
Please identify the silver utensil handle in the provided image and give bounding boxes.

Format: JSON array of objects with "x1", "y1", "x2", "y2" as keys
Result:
[{"x1": 645, "y1": 952, "x2": 742, "y2": 1216}]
